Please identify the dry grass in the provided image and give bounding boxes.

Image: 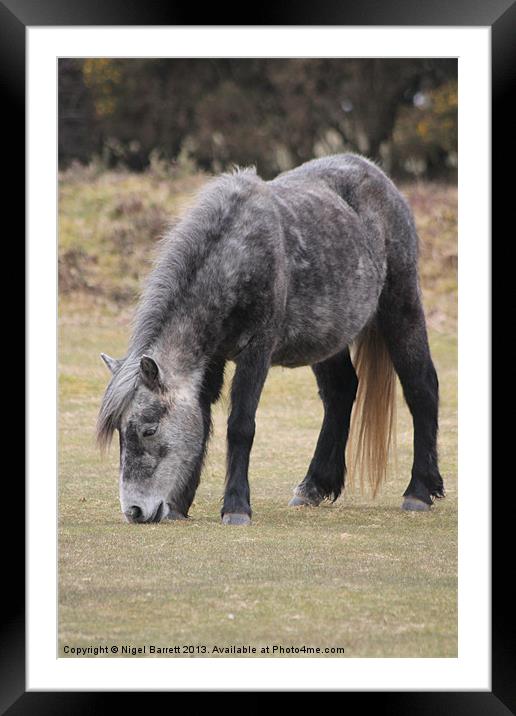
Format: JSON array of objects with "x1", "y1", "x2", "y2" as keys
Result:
[
  {"x1": 402, "y1": 182, "x2": 458, "y2": 332},
  {"x1": 59, "y1": 169, "x2": 457, "y2": 331},
  {"x1": 59, "y1": 166, "x2": 207, "y2": 303},
  {"x1": 58, "y1": 169, "x2": 457, "y2": 658}
]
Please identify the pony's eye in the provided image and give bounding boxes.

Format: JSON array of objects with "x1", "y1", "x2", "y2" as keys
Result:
[{"x1": 142, "y1": 425, "x2": 158, "y2": 438}]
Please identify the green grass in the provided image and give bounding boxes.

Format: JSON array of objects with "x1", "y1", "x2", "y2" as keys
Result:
[{"x1": 58, "y1": 170, "x2": 457, "y2": 658}]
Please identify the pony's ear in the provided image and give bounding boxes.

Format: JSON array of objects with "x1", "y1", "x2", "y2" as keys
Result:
[
  {"x1": 140, "y1": 355, "x2": 162, "y2": 391},
  {"x1": 100, "y1": 353, "x2": 123, "y2": 375}
]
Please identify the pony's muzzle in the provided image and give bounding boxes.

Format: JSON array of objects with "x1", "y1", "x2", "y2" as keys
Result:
[
  {"x1": 124, "y1": 503, "x2": 164, "y2": 523},
  {"x1": 124, "y1": 505, "x2": 144, "y2": 522}
]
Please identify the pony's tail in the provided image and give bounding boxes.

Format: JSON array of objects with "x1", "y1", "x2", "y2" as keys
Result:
[{"x1": 347, "y1": 321, "x2": 397, "y2": 498}]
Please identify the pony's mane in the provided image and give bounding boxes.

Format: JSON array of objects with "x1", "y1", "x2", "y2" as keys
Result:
[
  {"x1": 96, "y1": 167, "x2": 260, "y2": 450},
  {"x1": 128, "y1": 168, "x2": 259, "y2": 357}
]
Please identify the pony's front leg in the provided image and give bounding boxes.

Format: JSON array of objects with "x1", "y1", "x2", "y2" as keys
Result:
[{"x1": 222, "y1": 345, "x2": 271, "y2": 526}]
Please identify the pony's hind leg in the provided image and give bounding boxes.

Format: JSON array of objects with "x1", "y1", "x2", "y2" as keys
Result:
[
  {"x1": 377, "y1": 281, "x2": 445, "y2": 510},
  {"x1": 289, "y1": 349, "x2": 358, "y2": 507}
]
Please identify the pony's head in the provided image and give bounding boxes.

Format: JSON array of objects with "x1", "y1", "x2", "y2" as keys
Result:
[{"x1": 97, "y1": 352, "x2": 206, "y2": 523}]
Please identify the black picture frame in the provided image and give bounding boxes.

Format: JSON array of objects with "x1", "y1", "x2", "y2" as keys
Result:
[{"x1": 7, "y1": 0, "x2": 505, "y2": 711}]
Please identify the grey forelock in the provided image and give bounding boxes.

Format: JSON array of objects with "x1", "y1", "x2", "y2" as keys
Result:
[{"x1": 96, "y1": 357, "x2": 140, "y2": 449}]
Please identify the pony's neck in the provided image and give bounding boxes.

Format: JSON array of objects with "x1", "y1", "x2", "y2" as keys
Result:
[
  {"x1": 150, "y1": 315, "x2": 208, "y2": 381},
  {"x1": 128, "y1": 176, "x2": 243, "y2": 373}
]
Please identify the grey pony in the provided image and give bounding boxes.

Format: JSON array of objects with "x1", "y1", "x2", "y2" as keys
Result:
[{"x1": 97, "y1": 154, "x2": 444, "y2": 525}]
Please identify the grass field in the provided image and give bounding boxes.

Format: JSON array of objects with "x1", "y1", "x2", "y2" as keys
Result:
[{"x1": 58, "y1": 167, "x2": 457, "y2": 658}]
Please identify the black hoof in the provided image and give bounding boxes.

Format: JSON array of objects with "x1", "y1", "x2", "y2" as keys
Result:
[
  {"x1": 288, "y1": 488, "x2": 322, "y2": 507},
  {"x1": 222, "y1": 513, "x2": 252, "y2": 526},
  {"x1": 288, "y1": 495, "x2": 315, "y2": 507},
  {"x1": 401, "y1": 497, "x2": 431, "y2": 512}
]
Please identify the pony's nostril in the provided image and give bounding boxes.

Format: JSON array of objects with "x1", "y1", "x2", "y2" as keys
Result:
[{"x1": 129, "y1": 505, "x2": 142, "y2": 520}]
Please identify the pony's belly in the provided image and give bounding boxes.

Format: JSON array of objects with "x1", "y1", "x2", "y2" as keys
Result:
[
  {"x1": 271, "y1": 335, "x2": 349, "y2": 368},
  {"x1": 272, "y1": 279, "x2": 381, "y2": 368},
  {"x1": 271, "y1": 310, "x2": 363, "y2": 367}
]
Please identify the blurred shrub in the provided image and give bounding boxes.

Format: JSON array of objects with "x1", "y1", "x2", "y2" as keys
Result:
[
  {"x1": 391, "y1": 80, "x2": 458, "y2": 179},
  {"x1": 59, "y1": 59, "x2": 457, "y2": 180}
]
